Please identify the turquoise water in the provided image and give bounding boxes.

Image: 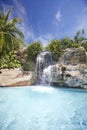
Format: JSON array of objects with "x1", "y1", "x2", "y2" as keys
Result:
[{"x1": 0, "y1": 86, "x2": 87, "y2": 130}]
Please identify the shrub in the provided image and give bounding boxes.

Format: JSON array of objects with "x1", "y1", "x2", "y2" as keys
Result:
[
  {"x1": 0, "y1": 52, "x2": 21, "y2": 69},
  {"x1": 46, "y1": 40, "x2": 62, "y2": 61},
  {"x1": 26, "y1": 42, "x2": 43, "y2": 62},
  {"x1": 22, "y1": 61, "x2": 35, "y2": 71},
  {"x1": 81, "y1": 42, "x2": 87, "y2": 51}
]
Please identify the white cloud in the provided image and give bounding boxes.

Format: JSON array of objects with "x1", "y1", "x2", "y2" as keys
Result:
[
  {"x1": 18, "y1": 22, "x2": 34, "y2": 42},
  {"x1": 13, "y1": 0, "x2": 26, "y2": 17},
  {"x1": 35, "y1": 34, "x2": 54, "y2": 47},
  {"x1": 56, "y1": 10, "x2": 62, "y2": 22},
  {"x1": 12, "y1": 0, "x2": 34, "y2": 43}
]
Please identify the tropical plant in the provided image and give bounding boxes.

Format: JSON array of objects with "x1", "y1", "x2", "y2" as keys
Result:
[
  {"x1": 26, "y1": 41, "x2": 43, "y2": 62},
  {"x1": 0, "y1": 52, "x2": 21, "y2": 69},
  {"x1": 74, "y1": 29, "x2": 86, "y2": 45},
  {"x1": 81, "y1": 41, "x2": 87, "y2": 51},
  {"x1": 46, "y1": 40, "x2": 62, "y2": 61},
  {"x1": 60, "y1": 37, "x2": 73, "y2": 49},
  {"x1": 0, "y1": 7, "x2": 24, "y2": 56},
  {"x1": 22, "y1": 61, "x2": 35, "y2": 71}
]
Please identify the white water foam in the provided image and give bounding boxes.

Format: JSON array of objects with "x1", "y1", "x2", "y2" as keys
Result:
[{"x1": 32, "y1": 86, "x2": 55, "y2": 93}]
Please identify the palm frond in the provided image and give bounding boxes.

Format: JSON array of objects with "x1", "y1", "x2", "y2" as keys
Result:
[
  {"x1": 8, "y1": 18, "x2": 22, "y2": 25},
  {"x1": 4, "y1": 8, "x2": 12, "y2": 22},
  {"x1": 0, "y1": 32, "x2": 4, "y2": 52},
  {"x1": 10, "y1": 27, "x2": 24, "y2": 40},
  {"x1": 0, "y1": 7, "x2": 24, "y2": 55}
]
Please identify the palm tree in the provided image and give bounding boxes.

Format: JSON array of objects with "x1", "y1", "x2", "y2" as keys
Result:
[
  {"x1": 0, "y1": 8, "x2": 24, "y2": 56},
  {"x1": 74, "y1": 29, "x2": 86, "y2": 45}
]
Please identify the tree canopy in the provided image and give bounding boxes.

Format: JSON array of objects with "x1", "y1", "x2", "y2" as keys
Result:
[
  {"x1": 46, "y1": 40, "x2": 62, "y2": 61},
  {"x1": 26, "y1": 41, "x2": 43, "y2": 62}
]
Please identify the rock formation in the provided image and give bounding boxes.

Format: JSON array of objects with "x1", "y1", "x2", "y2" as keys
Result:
[
  {"x1": 59, "y1": 47, "x2": 86, "y2": 65},
  {"x1": 1, "y1": 47, "x2": 87, "y2": 88},
  {"x1": 0, "y1": 69, "x2": 36, "y2": 87},
  {"x1": 49, "y1": 47, "x2": 87, "y2": 88}
]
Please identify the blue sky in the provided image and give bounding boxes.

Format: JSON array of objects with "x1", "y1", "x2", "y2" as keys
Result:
[{"x1": 0, "y1": 0, "x2": 87, "y2": 46}]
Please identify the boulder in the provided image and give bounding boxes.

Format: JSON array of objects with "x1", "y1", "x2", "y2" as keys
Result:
[
  {"x1": 0, "y1": 69, "x2": 36, "y2": 87},
  {"x1": 59, "y1": 47, "x2": 86, "y2": 65},
  {"x1": 47, "y1": 63, "x2": 87, "y2": 88}
]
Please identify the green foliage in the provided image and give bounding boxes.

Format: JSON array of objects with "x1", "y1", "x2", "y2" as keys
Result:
[
  {"x1": 0, "y1": 52, "x2": 21, "y2": 69},
  {"x1": 26, "y1": 42, "x2": 43, "y2": 62},
  {"x1": 22, "y1": 61, "x2": 35, "y2": 71},
  {"x1": 61, "y1": 37, "x2": 73, "y2": 49},
  {"x1": 81, "y1": 42, "x2": 87, "y2": 51},
  {"x1": 22, "y1": 42, "x2": 43, "y2": 71},
  {"x1": 0, "y1": 7, "x2": 24, "y2": 55},
  {"x1": 71, "y1": 42, "x2": 80, "y2": 48},
  {"x1": 74, "y1": 29, "x2": 86, "y2": 45},
  {"x1": 61, "y1": 37, "x2": 82, "y2": 49},
  {"x1": 46, "y1": 40, "x2": 62, "y2": 61},
  {"x1": 45, "y1": 34, "x2": 86, "y2": 61}
]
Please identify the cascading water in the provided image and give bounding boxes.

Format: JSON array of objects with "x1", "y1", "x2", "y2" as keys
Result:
[
  {"x1": 36, "y1": 50, "x2": 53, "y2": 85},
  {"x1": 42, "y1": 64, "x2": 60, "y2": 85},
  {"x1": 42, "y1": 65, "x2": 52, "y2": 85}
]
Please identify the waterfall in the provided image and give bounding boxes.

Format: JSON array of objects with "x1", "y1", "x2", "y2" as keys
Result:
[
  {"x1": 36, "y1": 50, "x2": 53, "y2": 84},
  {"x1": 42, "y1": 64, "x2": 59, "y2": 85},
  {"x1": 36, "y1": 51, "x2": 60, "y2": 85},
  {"x1": 42, "y1": 65, "x2": 52, "y2": 85}
]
